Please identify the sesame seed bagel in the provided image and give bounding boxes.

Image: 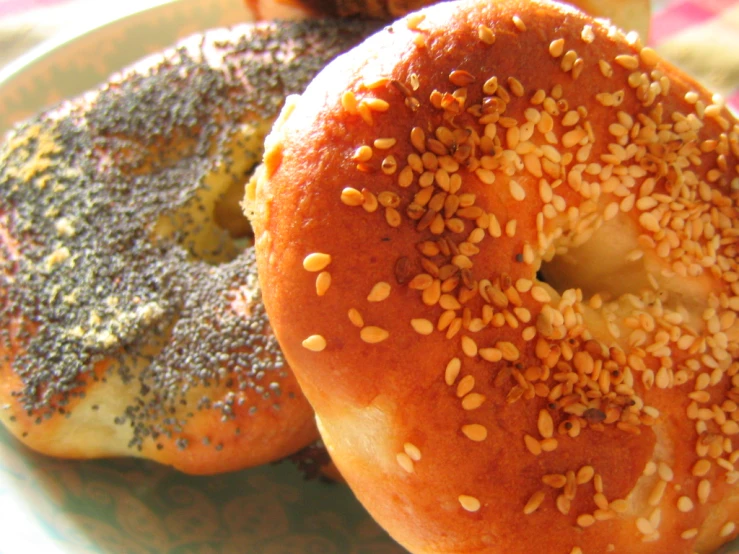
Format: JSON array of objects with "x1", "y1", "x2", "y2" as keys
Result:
[
  {"x1": 247, "y1": 0, "x2": 739, "y2": 551},
  {"x1": 0, "y1": 19, "x2": 380, "y2": 474}
]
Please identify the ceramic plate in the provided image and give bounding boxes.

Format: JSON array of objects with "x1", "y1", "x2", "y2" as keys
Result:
[
  {"x1": 0, "y1": 1, "x2": 404, "y2": 552},
  {"x1": 0, "y1": 1, "x2": 737, "y2": 553}
]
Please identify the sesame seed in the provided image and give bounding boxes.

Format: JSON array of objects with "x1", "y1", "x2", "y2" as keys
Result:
[
  {"x1": 367, "y1": 281, "x2": 391, "y2": 302},
  {"x1": 315, "y1": 271, "x2": 331, "y2": 296},
  {"x1": 348, "y1": 308, "x2": 364, "y2": 328},
  {"x1": 576, "y1": 465, "x2": 595, "y2": 484},
  {"x1": 360, "y1": 326, "x2": 389, "y2": 344},
  {"x1": 341, "y1": 187, "x2": 364, "y2": 206},
  {"x1": 523, "y1": 490, "x2": 545, "y2": 514},
  {"x1": 374, "y1": 137, "x2": 396, "y2": 149},
  {"x1": 363, "y1": 76, "x2": 389, "y2": 89},
  {"x1": 720, "y1": 522, "x2": 736, "y2": 538},
  {"x1": 639, "y1": 46, "x2": 659, "y2": 65},
  {"x1": 456, "y1": 375, "x2": 475, "y2": 397},
  {"x1": 561, "y1": 50, "x2": 577, "y2": 72},
  {"x1": 404, "y1": 442, "x2": 422, "y2": 461},
  {"x1": 341, "y1": 90, "x2": 358, "y2": 114},
  {"x1": 599, "y1": 60, "x2": 613, "y2": 78},
  {"x1": 450, "y1": 70, "x2": 475, "y2": 87},
  {"x1": 462, "y1": 423, "x2": 487, "y2": 441},
  {"x1": 478, "y1": 25, "x2": 496, "y2": 44},
  {"x1": 479, "y1": 348, "x2": 502, "y2": 362},
  {"x1": 549, "y1": 38, "x2": 565, "y2": 58},
  {"x1": 524, "y1": 434, "x2": 542, "y2": 455},
  {"x1": 531, "y1": 286, "x2": 552, "y2": 303},
  {"x1": 610, "y1": 499, "x2": 628, "y2": 513},
  {"x1": 462, "y1": 336, "x2": 478, "y2": 357},
  {"x1": 409, "y1": 273, "x2": 434, "y2": 290},
  {"x1": 542, "y1": 474, "x2": 567, "y2": 488},
  {"x1": 639, "y1": 212, "x2": 661, "y2": 232},
  {"x1": 581, "y1": 25, "x2": 595, "y2": 43},
  {"x1": 458, "y1": 495, "x2": 481, "y2": 512},
  {"x1": 396, "y1": 452, "x2": 414, "y2": 473},
  {"x1": 398, "y1": 165, "x2": 414, "y2": 188},
  {"x1": 556, "y1": 494, "x2": 570, "y2": 514},
  {"x1": 677, "y1": 496, "x2": 694, "y2": 512},
  {"x1": 353, "y1": 145, "x2": 372, "y2": 162},
  {"x1": 648, "y1": 480, "x2": 667, "y2": 506},
  {"x1": 508, "y1": 77, "x2": 525, "y2": 97},
  {"x1": 482, "y1": 75, "x2": 498, "y2": 95},
  {"x1": 302, "y1": 335, "x2": 327, "y2": 352},
  {"x1": 562, "y1": 128, "x2": 586, "y2": 148},
  {"x1": 512, "y1": 15, "x2": 526, "y2": 31},
  {"x1": 658, "y1": 462, "x2": 674, "y2": 482},
  {"x1": 362, "y1": 189, "x2": 378, "y2": 212},
  {"x1": 411, "y1": 318, "x2": 434, "y2": 335},
  {"x1": 496, "y1": 341, "x2": 520, "y2": 361},
  {"x1": 475, "y1": 168, "x2": 496, "y2": 185},
  {"x1": 381, "y1": 156, "x2": 397, "y2": 175},
  {"x1": 406, "y1": 12, "x2": 425, "y2": 30},
  {"x1": 303, "y1": 252, "x2": 331, "y2": 272},
  {"x1": 615, "y1": 54, "x2": 639, "y2": 70},
  {"x1": 510, "y1": 180, "x2": 526, "y2": 201},
  {"x1": 698, "y1": 479, "x2": 711, "y2": 504},
  {"x1": 681, "y1": 529, "x2": 698, "y2": 539},
  {"x1": 636, "y1": 517, "x2": 654, "y2": 535},
  {"x1": 444, "y1": 357, "x2": 461, "y2": 385},
  {"x1": 538, "y1": 409, "x2": 554, "y2": 438},
  {"x1": 462, "y1": 393, "x2": 486, "y2": 410}
]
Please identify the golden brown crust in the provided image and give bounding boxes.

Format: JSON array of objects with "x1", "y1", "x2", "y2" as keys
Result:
[{"x1": 248, "y1": 0, "x2": 739, "y2": 551}]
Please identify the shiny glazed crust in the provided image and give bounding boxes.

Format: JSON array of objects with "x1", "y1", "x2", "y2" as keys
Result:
[
  {"x1": 0, "y1": 19, "x2": 379, "y2": 474},
  {"x1": 248, "y1": 0, "x2": 739, "y2": 551}
]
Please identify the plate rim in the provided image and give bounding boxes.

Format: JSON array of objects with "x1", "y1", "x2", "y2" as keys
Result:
[{"x1": 0, "y1": 0, "x2": 179, "y2": 90}]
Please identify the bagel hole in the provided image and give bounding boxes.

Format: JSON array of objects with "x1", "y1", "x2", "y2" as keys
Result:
[
  {"x1": 153, "y1": 177, "x2": 254, "y2": 265},
  {"x1": 537, "y1": 216, "x2": 709, "y2": 336},
  {"x1": 535, "y1": 217, "x2": 654, "y2": 304},
  {"x1": 152, "y1": 122, "x2": 269, "y2": 264}
]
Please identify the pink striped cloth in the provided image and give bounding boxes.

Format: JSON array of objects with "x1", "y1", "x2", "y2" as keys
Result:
[
  {"x1": 0, "y1": 0, "x2": 64, "y2": 17},
  {"x1": 650, "y1": 0, "x2": 739, "y2": 112}
]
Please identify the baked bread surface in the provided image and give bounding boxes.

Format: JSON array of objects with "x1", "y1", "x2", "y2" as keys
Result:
[{"x1": 248, "y1": 0, "x2": 739, "y2": 550}]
